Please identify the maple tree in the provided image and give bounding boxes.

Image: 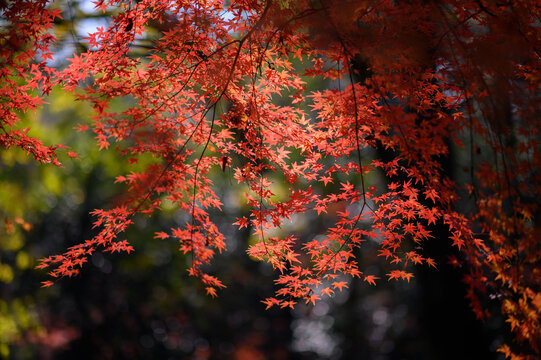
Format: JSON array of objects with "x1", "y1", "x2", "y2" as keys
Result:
[{"x1": 1, "y1": 0, "x2": 540, "y2": 358}]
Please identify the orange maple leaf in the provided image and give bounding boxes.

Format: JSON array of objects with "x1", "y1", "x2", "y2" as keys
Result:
[{"x1": 332, "y1": 281, "x2": 349, "y2": 291}]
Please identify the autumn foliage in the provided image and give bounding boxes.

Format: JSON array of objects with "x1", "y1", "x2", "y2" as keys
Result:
[{"x1": 2, "y1": 0, "x2": 540, "y2": 358}]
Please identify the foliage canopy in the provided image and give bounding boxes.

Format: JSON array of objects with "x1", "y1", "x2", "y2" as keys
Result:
[{"x1": 1, "y1": 0, "x2": 540, "y2": 358}]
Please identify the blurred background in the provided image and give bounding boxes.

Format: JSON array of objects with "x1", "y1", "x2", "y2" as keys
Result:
[{"x1": 0, "y1": 1, "x2": 507, "y2": 359}]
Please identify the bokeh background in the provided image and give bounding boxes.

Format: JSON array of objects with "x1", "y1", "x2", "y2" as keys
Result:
[{"x1": 0, "y1": 1, "x2": 507, "y2": 359}]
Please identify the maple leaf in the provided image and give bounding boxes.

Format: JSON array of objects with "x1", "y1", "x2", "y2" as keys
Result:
[
  {"x1": 41, "y1": 281, "x2": 54, "y2": 288},
  {"x1": 320, "y1": 175, "x2": 333, "y2": 186},
  {"x1": 378, "y1": 248, "x2": 393, "y2": 260},
  {"x1": 284, "y1": 251, "x2": 301, "y2": 264},
  {"x1": 425, "y1": 257, "x2": 437, "y2": 269},
  {"x1": 280, "y1": 301, "x2": 296, "y2": 309},
  {"x1": 424, "y1": 188, "x2": 439, "y2": 203},
  {"x1": 363, "y1": 275, "x2": 379, "y2": 286},
  {"x1": 387, "y1": 270, "x2": 414, "y2": 282},
  {"x1": 321, "y1": 287, "x2": 334, "y2": 296},
  {"x1": 305, "y1": 294, "x2": 320, "y2": 305},
  {"x1": 450, "y1": 232, "x2": 465, "y2": 250},
  {"x1": 447, "y1": 255, "x2": 461, "y2": 269},
  {"x1": 67, "y1": 151, "x2": 79, "y2": 159},
  {"x1": 233, "y1": 217, "x2": 249, "y2": 229},
  {"x1": 332, "y1": 281, "x2": 348, "y2": 291},
  {"x1": 154, "y1": 232, "x2": 169, "y2": 240},
  {"x1": 205, "y1": 287, "x2": 218, "y2": 298},
  {"x1": 35, "y1": 261, "x2": 50, "y2": 270},
  {"x1": 73, "y1": 124, "x2": 89, "y2": 132}
]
